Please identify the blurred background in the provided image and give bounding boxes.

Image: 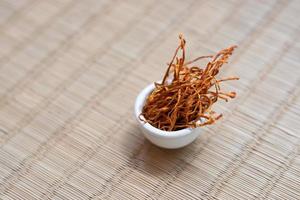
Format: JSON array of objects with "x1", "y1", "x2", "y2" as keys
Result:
[{"x1": 0, "y1": 0, "x2": 299, "y2": 199}]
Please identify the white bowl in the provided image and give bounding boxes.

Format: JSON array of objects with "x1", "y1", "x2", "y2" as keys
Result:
[{"x1": 134, "y1": 82, "x2": 202, "y2": 149}]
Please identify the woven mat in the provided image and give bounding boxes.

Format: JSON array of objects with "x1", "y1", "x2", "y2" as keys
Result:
[{"x1": 0, "y1": 0, "x2": 299, "y2": 199}]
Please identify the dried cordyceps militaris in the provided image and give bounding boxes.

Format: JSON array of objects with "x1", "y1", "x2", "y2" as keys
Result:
[{"x1": 141, "y1": 34, "x2": 238, "y2": 131}]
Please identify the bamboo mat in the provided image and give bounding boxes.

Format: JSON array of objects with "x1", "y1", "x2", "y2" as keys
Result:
[{"x1": 0, "y1": 0, "x2": 299, "y2": 199}]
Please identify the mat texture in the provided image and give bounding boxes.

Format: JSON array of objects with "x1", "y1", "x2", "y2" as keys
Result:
[{"x1": 0, "y1": 0, "x2": 299, "y2": 199}]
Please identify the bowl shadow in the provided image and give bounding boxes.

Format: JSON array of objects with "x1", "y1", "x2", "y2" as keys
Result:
[{"x1": 124, "y1": 124, "x2": 202, "y2": 178}]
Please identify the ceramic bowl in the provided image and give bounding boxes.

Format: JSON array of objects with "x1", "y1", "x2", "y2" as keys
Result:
[{"x1": 134, "y1": 82, "x2": 201, "y2": 149}]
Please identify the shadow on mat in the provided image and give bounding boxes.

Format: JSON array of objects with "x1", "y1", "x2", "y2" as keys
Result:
[{"x1": 122, "y1": 124, "x2": 202, "y2": 177}]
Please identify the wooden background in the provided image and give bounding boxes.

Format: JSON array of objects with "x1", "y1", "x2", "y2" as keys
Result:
[{"x1": 0, "y1": 0, "x2": 299, "y2": 199}]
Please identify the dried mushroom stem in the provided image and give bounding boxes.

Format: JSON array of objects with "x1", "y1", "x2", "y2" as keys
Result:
[{"x1": 141, "y1": 34, "x2": 238, "y2": 131}]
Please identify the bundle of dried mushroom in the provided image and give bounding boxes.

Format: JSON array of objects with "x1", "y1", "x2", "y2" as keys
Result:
[{"x1": 141, "y1": 34, "x2": 238, "y2": 131}]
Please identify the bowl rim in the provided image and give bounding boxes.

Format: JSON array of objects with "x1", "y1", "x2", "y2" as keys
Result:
[{"x1": 134, "y1": 82, "x2": 194, "y2": 138}]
